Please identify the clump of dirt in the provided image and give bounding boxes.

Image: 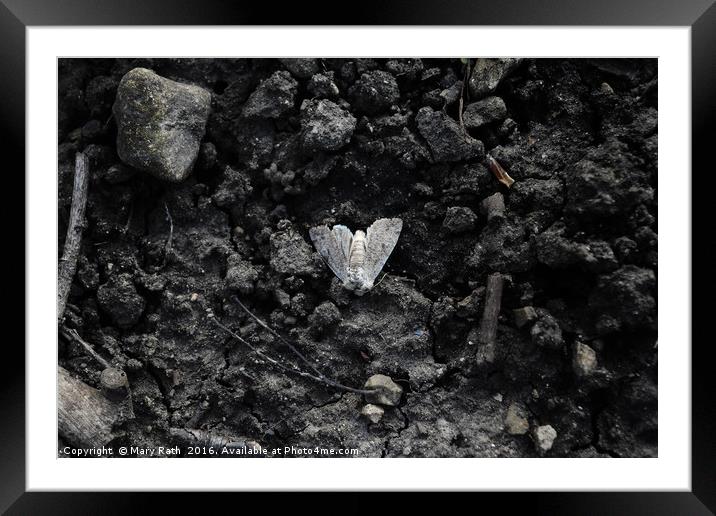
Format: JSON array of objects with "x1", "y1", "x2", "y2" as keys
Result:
[{"x1": 58, "y1": 57, "x2": 657, "y2": 457}]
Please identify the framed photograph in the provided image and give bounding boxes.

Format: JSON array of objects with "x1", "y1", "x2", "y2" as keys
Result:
[{"x1": 3, "y1": 0, "x2": 712, "y2": 512}]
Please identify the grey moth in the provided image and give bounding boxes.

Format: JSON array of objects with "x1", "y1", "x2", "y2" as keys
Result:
[{"x1": 309, "y1": 218, "x2": 403, "y2": 295}]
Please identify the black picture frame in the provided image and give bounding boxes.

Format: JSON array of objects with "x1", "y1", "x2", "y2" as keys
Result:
[{"x1": 2, "y1": 0, "x2": 713, "y2": 513}]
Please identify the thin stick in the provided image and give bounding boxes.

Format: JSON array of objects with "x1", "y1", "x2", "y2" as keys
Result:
[
  {"x1": 374, "y1": 272, "x2": 389, "y2": 289},
  {"x1": 458, "y1": 59, "x2": 468, "y2": 135},
  {"x1": 210, "y1": 313, "x2": 373, "y2": 395},
  {"x1": 465, "y1": 58, "x2": 472, "y2": 102},
  {"x1": 161, "y1": 202, "x2": 174, "y2": 268},
  {"x1": 58, "y1": 152, "x2": 90, "y2": 322},
  {"x1": 122, "y1": 202, "x2": 134, "y2": 234},
  {"x1": 61, "y1": 327, "x2": 111, "y2": 369},
  {"x1": 232, "y1": 296, "x2": 326, "y2": 380},
  {"x1": 458, "y1": 95, "x2": 466, "y2": 135},
  {"x1": 476, "y1": 272, "x2": 505, "y2": 364}
]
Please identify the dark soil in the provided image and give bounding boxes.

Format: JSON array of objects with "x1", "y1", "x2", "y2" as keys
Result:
[{"x1": 58, "y1": 57, "x2": 657, "y2": 458}]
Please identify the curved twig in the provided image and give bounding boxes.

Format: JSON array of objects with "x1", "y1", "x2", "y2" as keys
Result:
[{"x1": 210, "y1": 311, "x2": 373, "y2": 395}]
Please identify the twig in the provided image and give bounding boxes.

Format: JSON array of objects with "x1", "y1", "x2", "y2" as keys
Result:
[
  {"x1": 161, "y1": 202, "x2": 174, "y2": 268},
  {"x1": 122, "y1": 201, "x2": 134, "y2": 234},
  {"x1": 458, "y1": 95, "x2": 466, "y2": 135},
  {"x1": 374, "y1": 272, "x2": 389, "y2": 289},
  {"x1": 232, "y1": 296, "x2": 326, "y2": 381},
  {"x1": 61, "y1": 327, "x2": 111, "y2": 369},
  {"x1": 210, "y1": 311, "x2": 373, "y2": 395},
  {"x1": 486, "y1": 154, "x2": 515, "y2": 188},
  {"x1": 58, "y1": 366, "x2": 124, "y2": 449},
  {"x1": 481, "y1": 192, "x2": 506, "y2": 222},
  {"x1": 458, "y1": 59, "x2": 468, "y2": 135},
  {"x1": 58, "y1": 152, "x2": 90, "y2": 322},
  {"x1": 476, "y1": 272, "x2": 505, "y2": 364},
  {"x1": 465, "y1": 58, "x2": 472, "y2": 102}
]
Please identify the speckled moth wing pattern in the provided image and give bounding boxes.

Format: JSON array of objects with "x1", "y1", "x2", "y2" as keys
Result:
[
  {"x1": 332, "y1": 225, "x2": 353, "y2": 263},
  {"x1": 309, "y1": 225, "x2": 352, "y2": 282},
  {"x1": 364, "y1": 218, "x2": 403, "y2": 283}
]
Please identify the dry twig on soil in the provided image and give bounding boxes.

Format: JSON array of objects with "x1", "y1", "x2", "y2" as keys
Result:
[
  {"x1": 476, "y1": 272, "x2": 505, "y2": 364},
  {"x1": 487, "y1": 154, "x2": 515, "y2": 188},
  {"x1": 60, "y1": 326, "x2": 110, "y2": 369},
  {"x1": 161, "y1": 202, "x2": 174, "y2": 267},
  {"x1": 58, "y1": 152, "x2": 90, "y2": 321},
  {"x1": 210, "y1": 303, "x2": 374, "y2": 395}
]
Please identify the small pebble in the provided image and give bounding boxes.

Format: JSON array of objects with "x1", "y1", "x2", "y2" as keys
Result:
[
  {"x1": 360, "y1": 404, "x2": 385, "y2": 424},
  {"x1": 504, "y1": 403, "x2": 529, "y2": 435},
  {"x1": 364, "y1": 374, "x2": 403, "y2": 407},
  {"x1": 533, "y1": 424, "x2": 557, "y2": 454}
]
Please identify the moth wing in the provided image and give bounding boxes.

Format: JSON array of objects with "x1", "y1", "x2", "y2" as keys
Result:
[
  {"x1": 364, "y1": 218, "x2": 403, "y2": 283},
  {"x1": 331, "y1": 225, "x2": 353, "y2": 263},
  {"x1": 309, "y1": 225, "x2": 351, "y2": 282}
]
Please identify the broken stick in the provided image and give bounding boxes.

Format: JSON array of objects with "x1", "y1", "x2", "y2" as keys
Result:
[
  {"x1": 486, "y1": 155, "x2": 515, "y2": 188},
  {"x1": 61, "y1": 327, "x2": 110, "y2": 369},
  {"x1": 58, "y1": 366, "x2": 125, "y2": 449},
  {"x1": 476, "y1": 272, "x2": 505, "y2": 364},
  {"x1": 481, "y1": 192, "x2": 506, "y2": 222},
  {"x1": 58, "y1": 152, "x2": 90, "y2": 321}
]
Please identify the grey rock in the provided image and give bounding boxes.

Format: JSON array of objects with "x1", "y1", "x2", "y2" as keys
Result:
[
  {"x1": 385, "y1": 58, "x2": 424, "y2": 80},
  {"x1": 279, "y1": 58, "x2": 320, "y2": 79},
  {"x1": 300, "y1": 99, "x2": 356, "y2": 152},
  {"x1": 565, "y1": 144, "x2": 653, "y2": 219},
  {"x1": 456, "y1": 288, "x2": 484, "y2": 318},
  {"x1": 463, "y1": 96, "x2": 507, "y2": 128},
  {"x1": 307, "y1": 72, "x2": 340, "y2": 99},
  {"x1": 269, "y1": 221, "x2": 319, "y2": 276},
  {"x1": 360, "y1": 403, "x2": 385, "y2": 424},
  {"x1": 531, "y1": 311, "x2": 564, "y2": 350},
  {"x1": 469, "y1": 58, "x2": 522, "y2": 98},
  {"x1": 97, "y1": 273, "x2": 146, "y2": 329},
  {"x1": 308, "y1": 301, "x2": 341, "y2": 335},
  {"x1": 349, "y1": 70, "x2": 400, "y2": 115},
  {"x1": 439, "y1": 80, "x2": 463, "y2": 106},
  {"x1": 364, "y1": 374, "x2": 403, "y2": 406},
  {"x1": 112, "y1": 68, "x2": 211, "y2": 182},
  {"x1": 535, "y1": 223, "x2": 618, "y2": 273},
  {"x1": 225, "y1": 253, "x2": 259, "y2": 295},
  {"x1": 235, "y1": 118, "x2": 275, "y2": 170},
  {"x1": 513, "y1": 306, "x2": 538, "y2": 329},
  {"x1": 504, "y1": 403, "x2": 529, "y2": 435},
  {"x1": 242, "y1": 71, "x2": 297, "y2": 119},
  {"x1": 212, "y1": 166, "x2": 252, "y2": 211},
  {"x1": 573, "y1": 342, "x2": 598, "y2": 377},
  {"x1": 442, "y1": 206, "x2": 478, "y2": 234},
  {"x1": 533, "y1": 424, "x2": 557, "y2": 454},
  {"x1": 416, "y1": 107, "x2": 485, "y2": 162}
]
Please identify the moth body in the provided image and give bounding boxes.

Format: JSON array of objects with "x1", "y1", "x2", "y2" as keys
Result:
[{"x1": 348, "y1": 230, "x2": 367, "y2": 271}]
